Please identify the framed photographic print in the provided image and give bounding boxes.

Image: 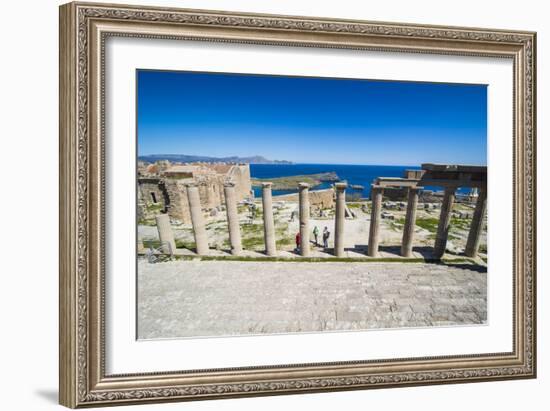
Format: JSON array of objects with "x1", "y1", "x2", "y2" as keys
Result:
[{"x1": 59, "y1": 1, "x2": 537, "y2": 408}]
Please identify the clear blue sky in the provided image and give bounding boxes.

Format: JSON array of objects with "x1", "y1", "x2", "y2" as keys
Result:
[{"x1": 137, "y1": 70, "x2": 487, "y2": 166}]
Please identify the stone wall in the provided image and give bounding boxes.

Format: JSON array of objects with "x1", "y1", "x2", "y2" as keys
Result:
[
  {"x1": 139, "y1": 179, "x2": 166, "y2": 209},
  {"x1": 382, "y1": 187, "x2": 408, "y2": 201},
  {"x1": 163, "y1": 179, "x2": 191, "y2": 224},
  {"x1": 138, "y1": 163, "x2": 253, "y2": 225},
  {"x1": 274, "y1": 188, "x2": 335, "y2": 211},
  {"x1": 164, "y1": 177, "x2": 226, "y2": 225},
  {"x1": 196, "y1": 174, "x2": 225, "y2": 209},
  {"x1": 228, "y1": 164, "x2": 252, "y2": 200}
]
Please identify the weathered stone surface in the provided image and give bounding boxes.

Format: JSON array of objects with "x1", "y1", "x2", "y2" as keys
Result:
[
  {"x1": 186, "y1": 183, "x2": 209, "y2": 255},
  {"x1": 465, "y1": 187, "x2": 487, "y2": 257},
  {"x1": 273, "y1": 188, "x2": 335, "y2": 213},
  {"x1": 154, "y1": 214, "x2": 176, "y2": 254},
  {"x1": 138, "y1": 162, "x2": 252, "y2": 224},
  {"x1": 223, "y1": 182, "x2": 242, "y2": 255},
  {"x1": 137, "y1": 261, "x2": 487, "y2": 339},
  {"x1": 261, "y1": 182, "x2": 277, "y2": 256},
  {"x1": 401, "y1": 187, "x2": 420, "y2": 257},
  {"x1": 368, "y1": 185, "x2": 383, "y2": 257},
  {"x1": 298, "y1": 183, "x2": 310, "y2": 257},
  {"x1": 434, "y1": 186, "x2": 456, "y2": 258},
  {"x1": 334, "y1": 183, "x2": 347, "y2": 257}
]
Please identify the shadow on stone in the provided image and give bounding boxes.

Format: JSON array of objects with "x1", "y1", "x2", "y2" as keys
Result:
[
  {"x1": 436, "y1": 262, "x2": 487, "y2": 272},
  {"x1": 377, "y1": 245, "x2": 402, "y2": 256},
  {"x1": 409, "y1": 246, "x2": 436, "y2": 259}
]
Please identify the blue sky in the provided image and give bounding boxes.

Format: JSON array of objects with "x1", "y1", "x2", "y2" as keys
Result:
[{"x1": 137, "y1": 70, "x2": 487, "y2": 166}]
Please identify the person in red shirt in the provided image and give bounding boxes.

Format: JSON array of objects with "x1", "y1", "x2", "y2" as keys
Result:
[{"x1": 295, "y1": 231, "x2": 301, "y2": 253}]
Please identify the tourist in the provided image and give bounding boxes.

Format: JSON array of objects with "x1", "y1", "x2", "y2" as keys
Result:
[
  {"x1": 313, "y1": 226, "x2": 319, "y2": 246},
  {"x1": 295, "y1": 231, "x2": 301, "y2": 253},
  {"x1": 323, "y1": 227, "x2": 330, "y2": 248}
]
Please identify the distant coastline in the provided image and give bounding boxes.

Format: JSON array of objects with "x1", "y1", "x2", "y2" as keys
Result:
[
  {"x1": 250, "y1": 163, "x2": 418, "y2": 198},
  {"x1": 139, "y1": 154, "x2": 293, "y2": 165},
  {"x1": 138, "y1": 156, "x2": 475, "y2": 198},
  {"x1": 252, "y1": 172, "x2": 339, "y2": 191}
]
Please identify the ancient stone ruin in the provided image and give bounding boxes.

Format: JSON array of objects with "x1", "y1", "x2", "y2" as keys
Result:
[
  {"x1": 370, "y1": 164, "x2": 487, "y2": 259},
  {"x1": 138, "y1": 161, "x2": 252, "y2": 225},
  {"x1": 143, "y1": 163, "x2": 487, "y2": 261}
]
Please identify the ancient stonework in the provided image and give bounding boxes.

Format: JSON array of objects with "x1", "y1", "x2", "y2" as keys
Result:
[
  {"x1": 273, "y1": 188, "x2": 335, "y2": 213},
  {"x1": 138, "y1": 161, "x2": 252, "y2": 224}
]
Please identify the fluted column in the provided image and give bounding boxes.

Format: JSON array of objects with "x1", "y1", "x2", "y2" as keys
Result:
[
  {"x1": 465, "y1": 186, "x2": 487, "y2": 257},
  {"x1": 186, "y1": 183, "x2": 209, "y2": 255},
  {"x1": 334, "y1": 183, "x2": 347, "y2": 256},
  {"x1": 368, "y1": 185, "x2": 383, "y2": 257},
  {"x1": 298, "y1": 183, "x2": 310, "y2": 256},
  {"x1": 433, "y1": 186, "x2": 457, "y2": 259},
  {"x1": 401, "y1": 186, "x2": 421, "y2": 257},
  {"x1": 155, "y1": 213, "x2": 176, "y2": 255},
  {"x1": 223, "y1": 182, "x2": 242, "y2": 255},
  {"x1": 261, "y1": 182, "x2": 277, "y2": 256}
]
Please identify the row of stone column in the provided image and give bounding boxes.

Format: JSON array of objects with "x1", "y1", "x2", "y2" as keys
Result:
[
  {"x1": 155, "y1": 180, "x2": 486, "y2": 259},
  {"x1": 368, "y1": 184, "x2": 487, "y2": 259},
  {"x1": 295, "y1": 182, "x2": 348, "y2": 257},
  {"x1": 368, "y1": 185, "x2": 421, "y2": 258},
  {"x1": 154, "y1": 182, "x2": 276, "y2": 256},
  {"x1": 153, "y1": 181, "x2": 347, "y2": 257},
  {"x1": 433, "y1": 186, "x2": 487, "y2": 259}
]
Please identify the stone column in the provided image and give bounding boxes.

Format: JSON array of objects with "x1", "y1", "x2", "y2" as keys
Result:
[
  {"x1": 334, "y1": 183, "x2": 347, "y2": 257},
  {"x1": 223, "y1": 182, "x2": 242, "y2": 255},
  {"x1": 298, "y1": 183, "x2": 310, "y2": 257},
  {"x1": 401, "y1": 186, "x2": 421, "y2": 257},
  {"x1": 368, "y1": 185, "x2": 383, "y2": 257},
  {"x1": 155, "y1": 213, "x2": 176, "y2": 255},
  {"x1": 261, "y1": 182, "x2": 277, "y2": 256},
  {"x1": 465, "y1": 186, "x2": 487, "y2": 257},
  {"x1": 433, "y1": 186, "x2": 457, "y2": 259},
  {"x1": 186, "y1": 183, "x2": 209, "y2": 255}
]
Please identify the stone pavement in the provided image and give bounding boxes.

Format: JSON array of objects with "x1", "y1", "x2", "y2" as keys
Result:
[{"x1": 137, "y1": 260, "x2": 487, "y2": 340}]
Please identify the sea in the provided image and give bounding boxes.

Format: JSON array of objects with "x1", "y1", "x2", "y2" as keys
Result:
[{"x1": 250, "y1": 163, "x2": 469, "y2": 198}]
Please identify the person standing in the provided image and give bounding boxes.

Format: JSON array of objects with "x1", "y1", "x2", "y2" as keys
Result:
[
  {"x1": 323, "y1": 226, "x2": 330, "y2": 249},
  {"x1": 295, "y1": 231, "x2": 301, "y2": 253},
  {"x1": 313, "y1": 226, "x2": 319, "y2": 246}
]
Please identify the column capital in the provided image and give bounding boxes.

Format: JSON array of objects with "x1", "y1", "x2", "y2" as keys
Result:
[
  {"x1": 298, "y1": 182, "x2": 310, "y2": 189},
  {"x1": 185, "y1": 182, "x2": 198, "y2": 188},
  {"x1": 223, "y1": 181, "x2": 236, "y2": 188},
  {"x1": 334, "y1": 182, "x2": 347, "y2": 190},
  {"x1": 261, "y1": 182, "x2": 273, "y2": 188}
]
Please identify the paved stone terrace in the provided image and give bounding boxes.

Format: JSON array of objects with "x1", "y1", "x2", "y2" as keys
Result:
[{"x1": 137, "y1": 260, "x2": 487, "y2": 340}]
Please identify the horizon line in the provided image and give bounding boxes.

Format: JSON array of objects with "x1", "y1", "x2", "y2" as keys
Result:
[{"x1": 138, "y1": 155, "x2": 486, "y2": 168}]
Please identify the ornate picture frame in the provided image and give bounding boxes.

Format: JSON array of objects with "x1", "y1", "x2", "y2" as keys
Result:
[{"x1": 59, "y1": 1, "x2": 536, "y2": 408}]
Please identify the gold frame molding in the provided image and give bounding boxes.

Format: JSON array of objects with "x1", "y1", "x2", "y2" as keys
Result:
[{"x1": 59, "y1": 1, "x2": 537, "y2": 408}]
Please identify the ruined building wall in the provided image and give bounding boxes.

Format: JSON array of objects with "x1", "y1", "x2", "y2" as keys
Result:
[
  {"x1": 228, "y1": 164, "x2": 252, "y2": 200},
  {"x1": 164, "y1": 180, "x2": 191, "y2": 224},
  {"x1": 273, "y1": 188, "x2": 335, "y2": 211},
  {"x1": 309, "y1": 189, "x2": 336, "y2": 210},
  {"x1": 196, "y1": 174, "x2": 226, "y2": 209},
  {"x1": 138, "y1": 162, "x2": 253, "y2": 225},
  {"x1": 139, "y1": 180, "x2": 166, "y2": 208}
]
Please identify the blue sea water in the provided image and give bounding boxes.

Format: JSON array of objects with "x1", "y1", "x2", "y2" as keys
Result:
[
  {"x1": 250, "y1": 163, "x2": 472, "y2": 198},
  {"x1": 250, "y1": 164, "x2": 421, "y2": 198}
]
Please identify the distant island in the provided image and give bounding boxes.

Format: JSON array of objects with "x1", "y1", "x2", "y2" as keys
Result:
[
  {"x1": 252, "y1": 172, "x2": 340, "y2": 190},
  {"x1": 139, "y1": 154, "x2": 293, "y2": 164}
]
